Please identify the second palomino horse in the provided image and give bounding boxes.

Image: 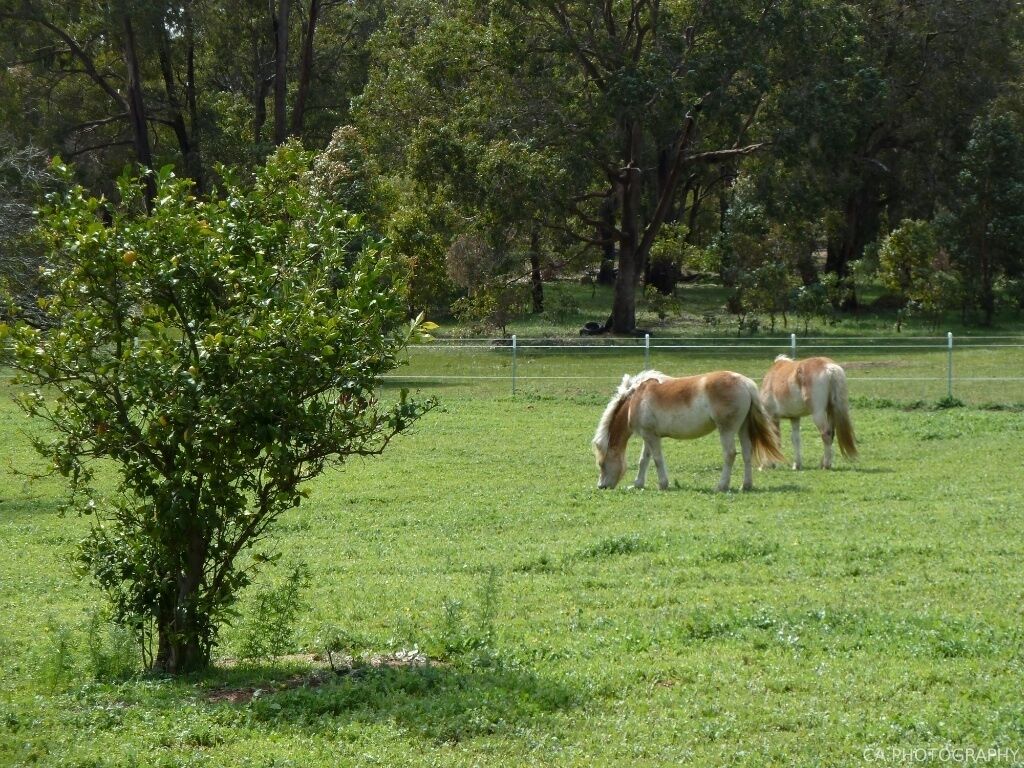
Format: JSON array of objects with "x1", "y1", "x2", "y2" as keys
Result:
[
  {"x1": 593, "y1": 370, "x2": 784, "y2": 492},
  {"x1": 759, "y1": 355, "x2": 857, "y2": 469}
]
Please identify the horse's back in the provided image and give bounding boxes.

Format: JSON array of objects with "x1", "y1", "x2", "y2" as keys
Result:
[
  {"x1": 762, "y1": 356, "x2": 842, "y2": 418},
  {"x1": 634, "y1": 371, "x2": 752, "y2": 438}
]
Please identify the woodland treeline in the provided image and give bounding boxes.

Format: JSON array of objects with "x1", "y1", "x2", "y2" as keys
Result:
[{"x1": 3, "y1": 0, "x2": 1024, "y2": 333}]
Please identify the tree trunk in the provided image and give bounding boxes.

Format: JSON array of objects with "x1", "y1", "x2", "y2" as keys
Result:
[
  {"x1": 153, "y1": 532, "x2": 210, "y2": 674},
  {"x1": 608, "y1": 122, "x2": 643, "y2": 334},
  {"x1": 795, "y1": 249, "x2": 818, "y2": 286},
  {"x1": 157, "y1": 25, "x2": 203, "y2": 191},
  {"x1": 609, "y1": 240, "x2": 639, "y2": 333},
  {"x1": 273, "y1": 0, "x2": 290, "y2": 145},
  {"x1": 979, "y1": 239, "x2": 994, "y2": 325},
  {"x1": 253, "y1": 46, "x2": 271, "y2": 145},
  {"x1": 656, "y1": 147, "x2": 673, "y2": 221},
  {"x1": 121, "y1": 14, "x2": 155, "y2": 208},
  {"x1": 155, "y1": 620, "x2": 208, "y2": 674},
  {"x1": 826, "y1": 186, "x2": 881, "y2": 310},
  {"x1": 185, "y1": 2, "x2": 203, "y2": 191},
  {"x1": 290, "y1": 0, "x2": 320, "y2": 138},
  {"x1": 684, "y1": 181, "x2": 701, "y2": 244},
  {"x1": 529, "y1": 227, "x2": 543, "y2": 314},
  {"x1": 597, "y1": 193, "x2": 617, "y2": 285}
]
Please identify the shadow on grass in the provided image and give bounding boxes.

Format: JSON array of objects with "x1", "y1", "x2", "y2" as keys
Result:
[
  {"x1": 645, "y1": 482, "x2": 806, "y2": 494},
  {"x1": 760, "y1": 464, "x2": 896, "y2": 475},
  {"x1": 378, "y1": 379, "x2": 486, "y2": 392},
  {"x1": 0, "y1": 495, "x2": 62, "y2": 520},
  {"x1": 193, "y1": 659, "x2": 577, "y2": 744}
]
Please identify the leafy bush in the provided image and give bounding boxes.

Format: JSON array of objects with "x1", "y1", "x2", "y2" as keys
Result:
[
  {"x1": 791, "y1": 281, "x2": 834, "y2": 333},
  {"x1": 641, "y1": 285, "x2": 680, "y2": 323},
  {"x1": 543, "y1": 290, "x2": 581, "y2": 323},
  {"x1": 878, "y1": 219, "x2": 962, "y2": 330},
  {"x1": 85, "y1": 610, "x2": 138, "y2": 682},
  {"x1": 39, "y1": 619, "x2": 77, "y2": 691},
  {"x1": 452, "y1": 283, "x2": 529, "y2": 336},
  {"x1": 432, "y1": 568, "x2": 501, "y2": 667},
  {"x1": 5, "y1": 145, "x2": 433, "y2": 673},
  {"x1": 236, "y1": 564, "x2": 311, "y2": 665}
]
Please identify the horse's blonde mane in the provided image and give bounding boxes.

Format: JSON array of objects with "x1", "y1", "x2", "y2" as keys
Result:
[
  {"x1": 592, "y1": 371, "x2": 667, "y2": 457},
  {"x1": 774, "y1": 353, "x2": 792, "y2": 362}
]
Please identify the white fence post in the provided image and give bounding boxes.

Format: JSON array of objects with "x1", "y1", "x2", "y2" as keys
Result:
[
  {"x1": 947, "y1": 331, "x2": 953, "y2": 400},
  {"x1": 511, "y1": 334, "x2": 518, "y2": 395},
  {"x1": 644, "y1": 333, "x2": 650, "y2": 371},
  {"x1": 790, "y1": 333, "x2": 797, "y2": 359}
]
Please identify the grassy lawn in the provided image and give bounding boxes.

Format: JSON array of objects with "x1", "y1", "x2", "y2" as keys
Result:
[{"x1": 2, "y1": 336, "x2": 1024, "y2": 767}]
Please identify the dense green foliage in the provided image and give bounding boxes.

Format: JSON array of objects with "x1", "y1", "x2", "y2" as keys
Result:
[
  {"x1": 3, "y1": 146, "x2": 431, "y2": 673},
  {"x1": 4, "y1": 0, "x2": 1024, "y2": 331}
]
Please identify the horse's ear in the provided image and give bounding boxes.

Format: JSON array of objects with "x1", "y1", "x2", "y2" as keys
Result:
[{"x1": 620, "y1": 373, "x2": 632, "y2": 390}]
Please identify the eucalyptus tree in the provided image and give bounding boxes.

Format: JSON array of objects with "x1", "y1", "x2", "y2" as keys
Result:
[
  {"x1": 356, "y1": 0, "x2": 577, "y2": 317},
  {"x1": 0, "y1": 0, "x2": 161, "y2": 196},
  {"x1": 759, "y1": 0, "x2": 1022, "y2": 301},
  {"x1": 943, "y1": 106, "x2": 1024, "y2": 324},
  {"x1": 360, "y1": 0, "x2": 808, "y2": 333},
  {"x1": 0, "y1": 139, "x2": 53, "y2": 323},
  {"x1": 0, "y1": 0, "x2": 382, "y2": 191}
]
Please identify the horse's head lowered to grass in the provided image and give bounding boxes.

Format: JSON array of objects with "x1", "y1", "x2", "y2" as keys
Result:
[{"x1": 592, "y1": 372, "x2": 663, "y2": 490}]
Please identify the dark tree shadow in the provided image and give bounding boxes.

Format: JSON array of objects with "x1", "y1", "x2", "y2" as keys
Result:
[
  {"x1": 644, "y1": 481, "x2": 806, "y2": 495},
  {"x1": 0, "y1": 495, "x2": 63, "y2": 521},
  {"x1": 189, "y1": 659, "x2": 577, "y2": 744}
]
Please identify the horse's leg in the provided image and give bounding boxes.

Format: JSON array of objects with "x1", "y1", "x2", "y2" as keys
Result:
[
  {"x1": 634, "y1": 439, "x2": 652, "y2": 489},
  {"x1": 648, "y1": 436, "x2": 670, "y2": 490},
  {"x1": 812, "y1": 411, "x2": 834, "y2": 469},
  {"x1": 716, "y1": 429, "x2": 737, "y2": 492},
  {"x1": 739, "y1": 424, "x2": 753, "y2": 491},
  {"x1": 790, "y1": 417, "x2": 802, "y2": 470}
]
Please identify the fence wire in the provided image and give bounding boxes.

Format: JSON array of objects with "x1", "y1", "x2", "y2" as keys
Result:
[{"x1": 382, "y1": 334, "x2": 1024, "y2": 405}]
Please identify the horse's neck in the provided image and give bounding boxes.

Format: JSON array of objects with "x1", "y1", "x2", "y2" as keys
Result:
[{"x1": 608, "y1": 391, "x2": 634, "y2": 449}]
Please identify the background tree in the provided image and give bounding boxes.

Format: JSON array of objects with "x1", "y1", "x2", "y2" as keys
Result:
[
  {"x1": 753, "y1": 0, "x2": 1022, "y2": 305},
  {"x1": 4, "y1": 146, "x2": 432, "y2": 674},
  {"x1": 0, "y1": 0, "x2": 381, "y2": 186},
  {"x1": 878, "y1": 218, "x2": 961, "y2": 330},
  {"x1": 0, "y1": 139, "x2": 53, "y2": 325},
  {"x1": 943, "y1": 106, "x2": 1024, "y2": 325},
  {"x1": 358, "y1": 0, "x2": 787, "y2": 334},
  {"x1": 356, "y1": 1, "x2": 574, "y2": 320},
  {"x1": 4, "y1": 0, "x2": 1024, "y2": 330}
]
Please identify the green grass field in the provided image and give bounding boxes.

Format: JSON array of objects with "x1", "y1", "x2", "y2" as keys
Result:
[{"x1": 2, "y1": 332, "x2": 1024, "y2": 766}]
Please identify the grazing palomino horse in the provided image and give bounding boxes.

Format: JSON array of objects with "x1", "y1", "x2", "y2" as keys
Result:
[
  {"x1": 759, "y1": 355, "x2": 857, "y2": 470},
  {"x1": 592, "y1": 370, "x2": 784, "y2": 492}
]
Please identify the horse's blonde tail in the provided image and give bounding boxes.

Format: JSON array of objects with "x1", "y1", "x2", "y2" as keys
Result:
[
  {"x1": 746, "y1": 383, "x2": 785, "y2": 465},
  {"x1": 827, "y1": 367, "x2": 858, "y2": 460}
]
